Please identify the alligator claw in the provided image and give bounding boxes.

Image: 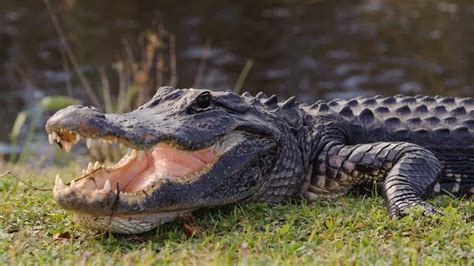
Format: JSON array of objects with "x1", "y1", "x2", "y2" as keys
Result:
[{"x1": 389, "y1": 200, "x2": 444, "y2": 219}]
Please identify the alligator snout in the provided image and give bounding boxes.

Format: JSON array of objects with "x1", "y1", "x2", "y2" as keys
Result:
[{"x1": 46, "y1": 105, "x2": 107, "y2": 138}]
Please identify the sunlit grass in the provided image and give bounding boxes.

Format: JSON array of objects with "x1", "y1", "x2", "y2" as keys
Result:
[{"x1": 0, "y1": 163, "x2": 472, "y2": 265}]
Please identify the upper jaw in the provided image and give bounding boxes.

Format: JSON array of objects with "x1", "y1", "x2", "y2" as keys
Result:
[
  {"x1": 45, "y1": 105, "x2": 159, "y2": 151},
  {"x1": 45, "y1": 105, "x2": 237, "y2": 151}
]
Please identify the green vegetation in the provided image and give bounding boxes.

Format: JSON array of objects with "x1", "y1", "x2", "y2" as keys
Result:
[
  {"x1": 0, "y1": 163, "x2": 472, "y2": 265},
  {"x1": 8, "y1": 95, "x2": 80, "y2": 165}
]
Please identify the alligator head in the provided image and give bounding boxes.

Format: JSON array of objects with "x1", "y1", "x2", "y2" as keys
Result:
[{"x1": 45, "y1": 87, "x2": 306, "y2": 234}]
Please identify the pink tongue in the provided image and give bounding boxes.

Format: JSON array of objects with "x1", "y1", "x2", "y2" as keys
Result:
[
  {"x1": 123, "y1": 143, "x2": 216, "y2": 192},
  {"x1": 152, "y1": 144, "x2": 215, "y2": 177}
]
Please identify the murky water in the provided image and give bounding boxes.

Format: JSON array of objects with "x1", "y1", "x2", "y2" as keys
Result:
[{"x1": 1, "y1": 0, "x2": 474, "y2": 145}]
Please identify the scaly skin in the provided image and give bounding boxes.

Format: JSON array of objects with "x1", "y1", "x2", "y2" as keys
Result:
[
  {"x1": 46, "y1": 88, "x2": 474, "y2": 233},
  {"x1": 300, "y1": 95, "x2": 474, "y2": 217}
]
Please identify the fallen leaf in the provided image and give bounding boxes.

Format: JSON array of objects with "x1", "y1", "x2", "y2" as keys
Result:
[
  {"x1": 5, "y1": 226, "x2": 19, "y2": 234},
  {"x1": 383, "y1": 231, "x2": 393, "y2": 239},
  {"x1": 182, "y1": 224, "x2": 198, "y2": 237},
  {"x1": 177, "y1": 214, "x2": 195, "y2": 224},
  {"x1": 53, "y1": 231, "x2": 71, "y2": 240}
]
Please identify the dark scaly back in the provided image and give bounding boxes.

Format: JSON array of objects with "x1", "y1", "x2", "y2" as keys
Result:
[
  {"x1": 307, "y1": 95, "x2": 474, "y2": 144},
  {"x1": 304, "y1": 94, "x2": 474, "y2": 193}
]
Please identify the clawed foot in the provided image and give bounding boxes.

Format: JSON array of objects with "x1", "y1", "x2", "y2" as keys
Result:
[{"x1": 388, "y1": 200, "x2": 444, "y2": 220}]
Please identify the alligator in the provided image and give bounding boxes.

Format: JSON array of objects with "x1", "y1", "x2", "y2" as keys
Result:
[{"x1": 45, "y1": 87, "x2": 474, "y2": 234}]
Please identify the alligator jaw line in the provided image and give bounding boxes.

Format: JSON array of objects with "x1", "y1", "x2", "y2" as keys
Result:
[{"x1": 48, "y1": 127, "x2": 245, "y2": 197}]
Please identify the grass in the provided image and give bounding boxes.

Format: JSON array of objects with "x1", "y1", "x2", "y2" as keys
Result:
[{"x1": 0, "y1": 163, "x2": 472, "y2": 265}]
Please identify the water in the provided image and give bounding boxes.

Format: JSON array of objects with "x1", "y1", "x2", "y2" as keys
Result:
[{"x1": 1, "y1": 0, "x2": 474, "y2": 144}]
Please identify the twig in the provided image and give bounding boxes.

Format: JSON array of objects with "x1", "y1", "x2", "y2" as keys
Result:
[
  {"x1": 136, "y1": 34, "x2": 157, "y2": 105},
  {"x1": 122, "y1": 38, "x2": 137, "y2": 75},
  {"x1": 156, "y1": 25, "x2": 165, "y2": 87},
  {"x1": 156, "y1": 50, "x2": 164, "y2": 88},
  {"x1": 10, "y1": 59, "x2": 34, "y2": 90},
  {"x1": 441, "y1": 189, "x2": 457, "y2": 198},
  {"x1": 115, "y1": 59, "x2": 126, "y2": 112},
  {"x1": 98, "y1": 66, "x2": 113, "y2": 113},
  {"x1": 192, "y1": 40, "x2": 212, "y2": 89},
  {"x1": 99, "y1": 183, "x2": 120, "y2": 237},
  {"x1": 0, "y1": 171, "x2": 19, "y2": 209},
  {"x1": 59, "y1": 45, "x2": 73, "y2": 96},
  {"x1": 44, "y1": 0, "x2": 103, "y2": 109},
  {"x1": 0, "y1": 171, "x2": 51, "y2": 191},
  {"x1": 234, "y1": 59, "x2": 254, "y2": 93},
  {"x1": 169, "y1": 34, "x2": 178, "y2": 87}
]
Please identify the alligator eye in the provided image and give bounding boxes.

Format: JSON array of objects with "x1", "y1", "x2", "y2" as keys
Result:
[{"x1": 196, "y1": 92, "x2": 212, "y2": 109}]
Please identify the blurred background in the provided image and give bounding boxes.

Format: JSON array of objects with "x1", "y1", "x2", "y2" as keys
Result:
[{"x1": 0, "y1": 0, "x2": 473, "y2": 165}]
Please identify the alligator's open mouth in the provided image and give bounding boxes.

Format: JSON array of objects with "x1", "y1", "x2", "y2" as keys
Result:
[
  {"x1": 46, "y1": 125, "x2": 248, "y2": 234},
  {"x1": 48, "y1": 128, "x2": 242, "y2": 196}
]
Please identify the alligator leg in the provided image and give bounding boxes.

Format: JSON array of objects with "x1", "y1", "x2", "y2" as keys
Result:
[{"x1": 311, "y1": 142, "x2": 443, "y2": 218}]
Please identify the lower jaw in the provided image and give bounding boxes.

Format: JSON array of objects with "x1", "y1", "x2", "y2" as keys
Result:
[{"x1": 73, "y1": 210, "x2": 193, "y2": 234}]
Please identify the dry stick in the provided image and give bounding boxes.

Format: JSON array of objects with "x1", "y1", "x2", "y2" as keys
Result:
[
  {"x1": 101, "y1": 183, "x2": 121, "y2": 237},
  {"x1": 122, "y1": 38, "x2": 138, "y2": 75},
  {"x1": 137, "y1": 35, "x2": 156, "y2": 105},
  {"x1": 0, "y1": 171, "x2": 51, "y2": 191},
  {"x1": 44, "y1": 0, "x2": 102, "y2": 109},
  {"x1": 192, "y1": 40, "x2": 212, "y2": 89},
  {"x1": 441, "y1": 189, "x2": 456, "y2": 198},
  {"x1": 0, "y1": 172, "x2": 19, "y2": 208},
  {"x1": 119, "y1": 38, "x2": 139, "y2": 112},
  {"x1": 98, "y1": 66, "x2": 113, "y2": 113},
  {"x1": 156, "y1": 47, "x2": 164, "y2": 88},
  {"x1": 156, "y1": 25, "x2": 164, "y2": 87},
  {"x1": 11, "y1": 60, "x2": 34, "y2": 89},
  {"x1": 169, "y1": 34, "x2": 178, "y2": 87},
  {"x1": 234, "y1": 59, "x2": 254, "y2": 93},
  {"x1": 116, "y1": 60, "x2": 126, "y2": 112},
  {"x1": 59, "y1": 45, "x2": 73, "y2": 96}
]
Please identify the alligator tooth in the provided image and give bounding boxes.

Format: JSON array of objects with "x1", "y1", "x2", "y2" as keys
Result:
[
  {"x1": 82, "y1": 169, "x2": 87, "y2": 176},
  {"x1": 55, "y1": 174, "x2": 65, "y2": 189},
  {"x1": 103, "y1": 179, "x2": 111, "y2": 193},
  {"x1": 70, "y1": 179, "x2": 76, "y2": 190},
  {"x1": 107, "y1": 139, "x2": 113, "y2": 144},
  {"x1": 48, "y1": 134, "x2": 55, "y2": 145},
  {"x1": 93, "y1": 161, "x2": 101, "y2": 169},
  {"x1": 87, "y1": 162, "x2": 93, "y2": 173},
  {"x1": 87, "y1": 138, "x2": 93, "y2": 149},
  {"x1": 76, "y1": 134, "x2": 81, "y2": 143},
  {"x1": 63, "y1": 142, "x2": 72, "y2": 152}
]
